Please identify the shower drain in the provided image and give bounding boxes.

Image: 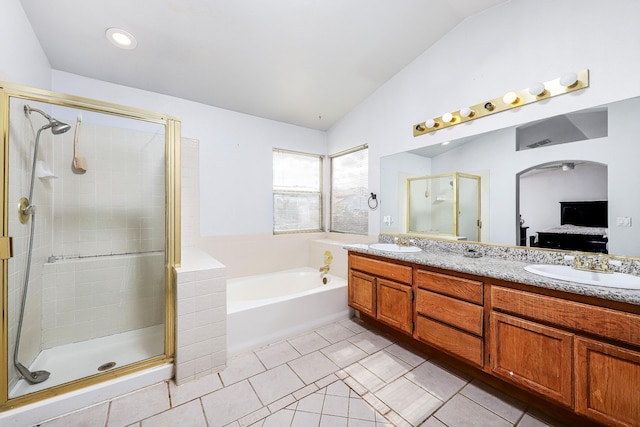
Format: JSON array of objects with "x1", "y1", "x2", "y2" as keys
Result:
[{"x1": 98, "y1": 362, "x2": 117, "y2": 372}]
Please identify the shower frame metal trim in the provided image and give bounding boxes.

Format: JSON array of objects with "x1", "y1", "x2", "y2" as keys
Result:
[{"x1": 0, "y1": 81, "x2": 180, "y2": 411}]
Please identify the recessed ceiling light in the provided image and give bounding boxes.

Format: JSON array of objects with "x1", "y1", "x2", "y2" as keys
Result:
[{"x1": 106, "y1": 28, "x2": 137, "y2": 49}]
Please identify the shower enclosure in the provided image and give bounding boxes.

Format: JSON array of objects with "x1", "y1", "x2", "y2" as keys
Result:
[
  {"x1": 0, "y1": 82, "x2": 180, "y2": 409},
  {"x1": 407, "y1": 172, "x2": 481, "y2": 240}
]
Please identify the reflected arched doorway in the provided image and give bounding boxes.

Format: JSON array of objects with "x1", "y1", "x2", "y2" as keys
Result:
[{"x1": 516, "y1": 161, "x2": 608, "y2": 252}]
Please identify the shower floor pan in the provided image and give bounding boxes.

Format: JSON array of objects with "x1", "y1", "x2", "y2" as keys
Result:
[{"x1": 10, "y1": 324, "x2": 164, "y2": 398}]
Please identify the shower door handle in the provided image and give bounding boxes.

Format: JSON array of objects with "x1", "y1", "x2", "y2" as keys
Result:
[{"x1": 0, "y1": 237, "x2": 13, "y2": 259}]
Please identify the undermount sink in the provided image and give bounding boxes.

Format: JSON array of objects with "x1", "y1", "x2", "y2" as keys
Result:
[
  {"x1": 525, "y1": 264, "x2": 640, "y2": 290},
  {"x1": 369, "y1": 243, "x2": 421, "y2": 253}
]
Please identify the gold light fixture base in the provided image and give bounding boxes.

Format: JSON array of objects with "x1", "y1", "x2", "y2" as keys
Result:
[
  {"x1": 413, "y1": 69, "x2": 589, "y2": 137},
  {"x1": 18, "y1": 197, "x2": 30, "y2": 224}
]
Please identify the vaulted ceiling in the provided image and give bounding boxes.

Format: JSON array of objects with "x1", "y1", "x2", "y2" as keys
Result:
[{"x1": 21, "y1": 0, "x2": 507, "y2": 130}]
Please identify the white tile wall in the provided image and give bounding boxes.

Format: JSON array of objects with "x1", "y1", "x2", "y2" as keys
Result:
[
  {"x1": 40, "y1": 253, "x2": 165, "y2": 348},
  {"x1": 51, "y1": 120, "x2": 165, "y2": 258},
  {"x1": 180, "y1": 138, "x2": 200, "y2": 248},
  {"x1": 175, "y1": 249, "x2": 227, "y2": 385}
]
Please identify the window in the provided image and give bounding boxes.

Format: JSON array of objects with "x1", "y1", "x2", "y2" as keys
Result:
[
  {"x1": 330, "y1": 145, "x2": 368, "y2": 234},
  {"x1": 273, "y1": 149, "x2": 323, "y2": 233}
]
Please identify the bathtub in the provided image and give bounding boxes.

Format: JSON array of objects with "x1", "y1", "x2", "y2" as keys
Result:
[{"x1": 227, "y1": 267, "x2": 350, "y2": 356}]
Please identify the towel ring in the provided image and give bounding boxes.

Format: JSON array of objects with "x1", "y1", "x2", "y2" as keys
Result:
[{"x1": 368, "y1": 193, "x2": 379, "y2": 210}]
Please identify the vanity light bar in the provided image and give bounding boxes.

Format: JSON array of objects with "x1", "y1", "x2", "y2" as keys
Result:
[{"x1": 413, "y1": 69, "x2": 589, "y2": 137}]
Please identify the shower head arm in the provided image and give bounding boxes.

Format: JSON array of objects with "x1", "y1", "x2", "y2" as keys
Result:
[
  {"x1": 24, "y1": 105, "x2": 53, "y2": 121},
  {"x1": 24, "y1": 105, "x2": 71, "y2": 135}
]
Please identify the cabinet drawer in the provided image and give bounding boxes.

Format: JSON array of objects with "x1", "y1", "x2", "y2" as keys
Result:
[
  {"x1": 492, "y1": 286, "x2": 640, "y2": 347},
  {"x1": 416, "y1": 289, "x2": 483, "y2": 336},
  {"x1": 415, "y1": 315, "x2": 483, "y2": 367},
  {"x1": 350, "y1": 254, "x2": 412, "y2": 284},
  {"x1": 414, "y1": 269, "x2": 483, "y2": 304}
]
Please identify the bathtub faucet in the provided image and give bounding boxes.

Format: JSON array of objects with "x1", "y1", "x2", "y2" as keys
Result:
[{"x1": 319, "y1": 264, "x2": 330, "y2": 284}]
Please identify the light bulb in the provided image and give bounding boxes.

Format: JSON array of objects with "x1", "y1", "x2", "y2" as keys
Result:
[
  {"x1": 460, "y1": 107, "x2": 475, "y2": 118},
  {"x1": 502, "y1": 91, "x2": 519, "y2": 105},
  {"x1": 559, "y1": 72, "x2": 578, "y2": 87},
  {"x1": 425, "y1": 119, "x2": 436, "y2": 128},
  {"x1": 529, "y1": 82, "x2": 546, "y2": 96},
  {"x1": 442, "y1": 112, "x2": 454, "y2": 123}
]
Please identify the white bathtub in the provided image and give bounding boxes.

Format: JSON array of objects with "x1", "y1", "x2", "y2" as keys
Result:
[{"x1": 227, "y1": 267, "x2": 349, "y2": 356}]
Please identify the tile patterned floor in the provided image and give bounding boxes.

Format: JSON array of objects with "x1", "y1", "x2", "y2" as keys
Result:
[{"x1": 41, "y1": 317, "x2": 567, "y2": 427}]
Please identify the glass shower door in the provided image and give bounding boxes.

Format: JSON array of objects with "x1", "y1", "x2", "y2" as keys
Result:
[{"x1": 1, "y1": 85, "x2": 178, "y2": 406}]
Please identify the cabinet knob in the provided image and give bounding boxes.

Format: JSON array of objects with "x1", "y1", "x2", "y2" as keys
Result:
[{"x1": 509, "y1": 371, "x2": 514, "y2": 376}]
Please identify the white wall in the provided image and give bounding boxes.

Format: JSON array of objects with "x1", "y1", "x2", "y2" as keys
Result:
[
  {"x1": 327, "y1": 0, "x2": 640, "y2": 235},
  {"x1": 0, "y1": 0, "x2": 51, "y2": 88},
  {"x1": 50, "y1": 71, "x2": 327, "y2": 238}
]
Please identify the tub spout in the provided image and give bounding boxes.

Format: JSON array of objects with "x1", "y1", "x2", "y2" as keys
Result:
[{"x1": 319, "y1": 264, "x2": 330, "y2": 274}]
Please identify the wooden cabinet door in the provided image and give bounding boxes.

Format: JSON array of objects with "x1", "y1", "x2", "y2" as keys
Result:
[
  {"x1": 490, "y1": 312, "x2": 574, "y2": 407},
  {"x1": 575, "y1": 337, "x2": 640, "y2": 427},
  {"x1": 348, "y1": 270, "x2": 376, "y2": 317},
  {"x1": 376, "y1": 278, "x2": 412, "y2": 334}
]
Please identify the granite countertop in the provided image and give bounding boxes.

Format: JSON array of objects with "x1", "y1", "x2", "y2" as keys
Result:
[{"x1": 344, "y1": 243, "x2": 640, "y2": 306}]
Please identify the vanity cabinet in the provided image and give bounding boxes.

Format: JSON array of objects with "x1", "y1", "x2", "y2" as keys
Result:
[
  {"x1": 414, "y1": 269, "x2": 485, "y2": 367},
  {"x1": 348, "y1": 254, "x2": 413, "y2": 334},
  {"x1": 348, "y1": 251, "x2": 640, "y2": 426}
]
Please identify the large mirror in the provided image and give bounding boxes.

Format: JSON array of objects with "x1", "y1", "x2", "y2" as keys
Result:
[{"x1": 380, "y1": 96, "x2": 640, "y2": 258}]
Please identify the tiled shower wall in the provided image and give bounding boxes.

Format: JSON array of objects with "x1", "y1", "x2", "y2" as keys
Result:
[
  {"x1": 40, "y1": 118, "x2": 166, "y2": 348},
  {"x1": 50, "y1": 119, "x2": 165, "y2": 257},
  {"x1": 40, "y1": 253, "x2": 164, "y2": 349}
]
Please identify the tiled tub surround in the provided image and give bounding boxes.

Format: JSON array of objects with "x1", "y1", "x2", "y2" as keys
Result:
[
  {"x1": 175, "y1": 248, "x2": 227, "y2": 385},
  {"x1": 33, "y1": 317, "x2": 565, "y2": 427},
  {"x1": 358, "y1": 234, "x2": 640, "y2": 305}
]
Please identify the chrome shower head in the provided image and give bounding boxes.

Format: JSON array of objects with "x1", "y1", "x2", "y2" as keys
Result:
[
  {"x1": 24, "y1": 105, "x2": 71, "y2": 135},
  {"x1": 50, "y1": 120, "x2": 71, "y2": 134}
]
